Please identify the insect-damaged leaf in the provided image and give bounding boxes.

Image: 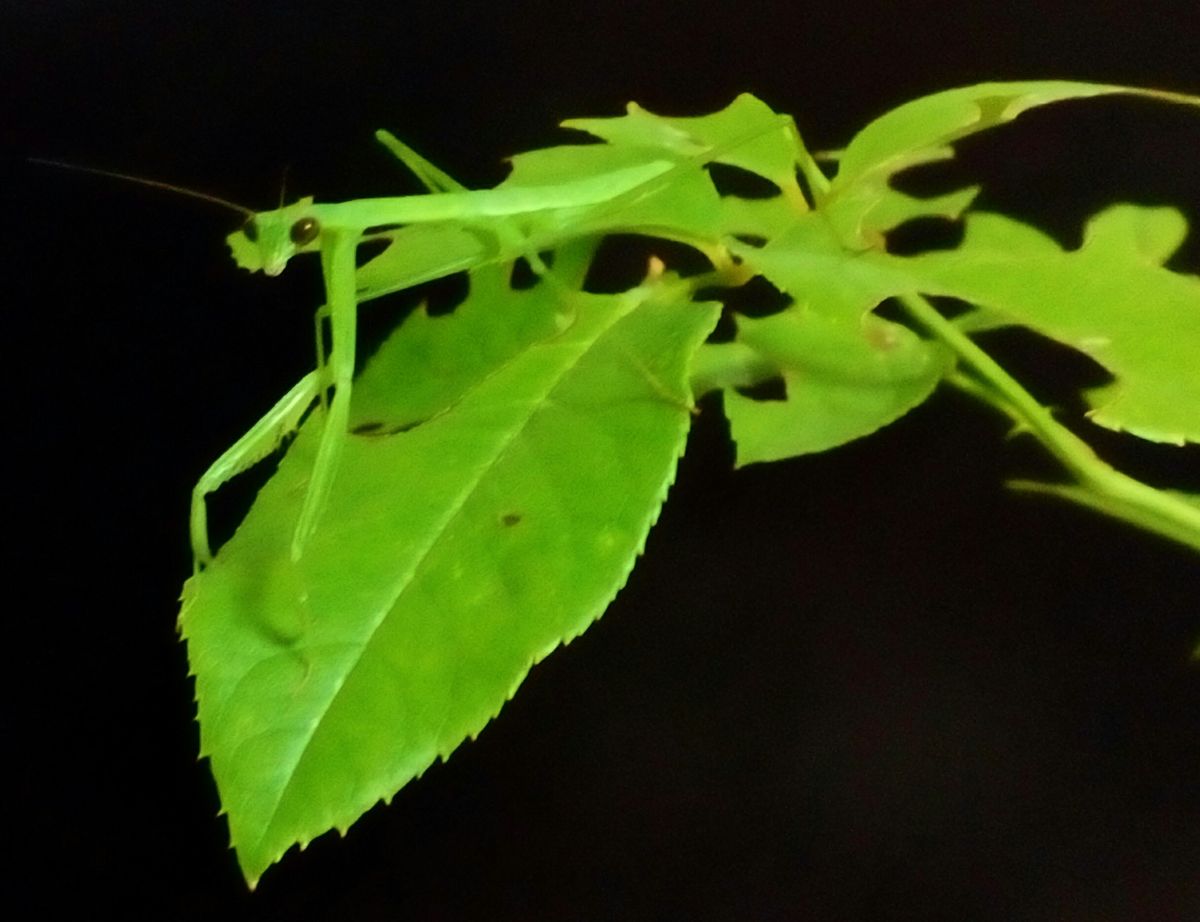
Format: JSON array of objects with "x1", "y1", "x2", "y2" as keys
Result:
[
  {"x1": 725, "y1": 191, "x2": 1200, "y2": 452},
  {"x1": 562, "y1": 92, "x2": 802, "y2": 194},
  {"x1": 907, "y1": 206, "x2": 1200, "y2": 444},
  {"x1": 723, "y1": 307, "x2": 952, "y2": 464},
  {"x1": 823, "y1": 80, "x2": 1200, "y2": 248},
  {"x1": 180, "y1": 265, "x2": 719, "y2": 886}
]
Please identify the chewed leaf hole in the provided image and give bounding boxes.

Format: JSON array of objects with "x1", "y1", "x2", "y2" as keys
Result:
[
  {"x1": 794, "y1": 164, "x2": 820, "y2": 206},
  {"x1": 696, "y1": 275, "x2": 792, "y2": 320},
  {"x1": 974, "y1": 325, "x2": 1114, "y2": 405},
  {"x1": 354, "y1": 273, "x2": 471, "y2": 371},
  {"x1": 354, "y1": 238, "x2": 392, "y2": 268},
  {"x1": 735, "y1": 375, "x2": 786, "y2": 402},
  {"x1": 363, "y1": 223, "x2": 405, "y2": 235},
  {"x1": 706, "y1": 162, "x2": 780, "y2": 199},
  {"x1": 416, "y1": 271, "x2": 471, "y2": 317},
  {"x1": 583, "y1": 235, "x2": 712, "y2": 293},
  {"x1": 875, "y1": 295, "x2": 970, "y2": 325},
  {"x1": 509, "y1": 253, "x2": 554, "y2": 290},
  {"x1": 885, "y1": 217, "x2": 965, "y2": 255}
]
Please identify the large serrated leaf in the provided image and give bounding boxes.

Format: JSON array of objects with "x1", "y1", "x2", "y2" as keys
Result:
[{"x1": 180, "y1": 267, "x2": 719, "y2": 885}]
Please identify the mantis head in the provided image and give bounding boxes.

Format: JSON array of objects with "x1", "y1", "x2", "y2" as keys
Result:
[
  {"x1": 227, "y1": 197, "x2": 322, "y2": 276},
  {"x1": 28, "y1": 158, "x2": 326, "y2": 279}
]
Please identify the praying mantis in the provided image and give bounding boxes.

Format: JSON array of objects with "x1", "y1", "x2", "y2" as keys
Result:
[
  {"x1": 193, "y1": 141, "x2": 683, "y2": 568},
  {"x1": 39, "y1": 109, "x2": 800, "y2": 571},
  {"x1": 189, "y1": 115, "x2": 801, "y2": 570}
]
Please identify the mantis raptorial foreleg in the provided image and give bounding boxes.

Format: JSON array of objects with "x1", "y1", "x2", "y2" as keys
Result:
[
  {"x1": 290, "y1": 231, "x2": 358, "y2": 561},
  {"x1": 191, "y1": 369, "x2": 322, "y2": 568},
  {"x1": 205, "y1": 221, "x2": 526, "y2": 569}
]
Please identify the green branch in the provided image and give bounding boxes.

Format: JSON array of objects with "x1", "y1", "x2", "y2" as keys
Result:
[{"x1": 899, "y1": 293, "x2": 1200, "y2": 553}]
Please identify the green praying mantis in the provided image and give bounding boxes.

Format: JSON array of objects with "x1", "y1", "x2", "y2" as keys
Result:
[
  {"x1": 195, "y1": 117, "x2": 805, "y2": 570},
  {"x1": 41, "y1": 112, "x2": 799, "y2": 570},
  {"x1": 195, "y1": 140, "x2": 683, "y2": 568}
]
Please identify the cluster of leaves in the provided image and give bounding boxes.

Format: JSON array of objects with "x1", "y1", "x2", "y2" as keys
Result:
[{"x1": 179, "y1": 81, "x2": 1200, "y2": 885}]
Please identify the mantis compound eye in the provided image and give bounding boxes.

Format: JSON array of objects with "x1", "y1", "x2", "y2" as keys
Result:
[
  {"x1": 290, "y1": 216, "x2": 320, "y2": 245},
  {"x1": 241, "y1": 218, "x2": 259, "y2": 242}
]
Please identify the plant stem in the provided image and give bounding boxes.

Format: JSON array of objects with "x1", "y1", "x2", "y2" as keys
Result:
[{"x1": 898, "y1": 293, "x2": 1200, "y2": 553}]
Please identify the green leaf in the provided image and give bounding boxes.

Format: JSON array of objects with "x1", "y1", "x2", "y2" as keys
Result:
[
  {"x1": 354, "y1": 224, "x2": 494, "y2": 303},
  {"x1": 718, "y1": 218, "x2": 951, "y2": 463},
  {"x1": 825, "y1": 81, "x2": 1200, "y2": 247},
  {"x1": 908, "y1": 206, "x2": 1200, "y2": 444},
  {"x1": 562, "y1": 93, "x2": 801, "y2": 192},
  {"x1": 723, "y1": 307, "x2": 952, "y2": 464},
  {"x1": 727, "y1": 199, "x2": 1200, "y2": 446},
  {"x1": 357, "y1": 107, "x2": 769, "y2": 298},
  {"x1": 728, "y1": 215, "x2": 919, "y2": 323},
  {"x1": 509, "y1": 144, "x2": 725, "y2": 245},
  {"x1": 180, "y1": 266, "x2": 720, "y2": 885},
  {"x1": 356, "y1": 94, "x2": 816, "y2": 304}
]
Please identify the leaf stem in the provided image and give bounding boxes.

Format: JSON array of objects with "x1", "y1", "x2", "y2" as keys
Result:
[{"x1": 898, "y1": 293, "x2": 1200, "y2": 553}]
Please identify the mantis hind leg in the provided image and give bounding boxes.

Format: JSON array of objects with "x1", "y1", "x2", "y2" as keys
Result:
[{"x1": 191, "y1": 370, "x2": 322, "y2": 570}]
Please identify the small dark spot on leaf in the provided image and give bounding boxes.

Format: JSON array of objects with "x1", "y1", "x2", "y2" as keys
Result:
[
  {"x1": 350, "y1": 418, "x2": 428, "y2": 437},
  {"x1": 500, "y1": 512, "x2": 523, "y2": 527},
  {"x1": 732, "y1": 233, "x2": 768, "y2": 248}
]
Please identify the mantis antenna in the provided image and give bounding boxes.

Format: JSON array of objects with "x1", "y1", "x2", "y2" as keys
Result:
[{"x1": 28, "y1": 157, "x2": 257, "y2": 219}]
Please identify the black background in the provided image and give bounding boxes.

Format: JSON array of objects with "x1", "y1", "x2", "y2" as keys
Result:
[{"x1": 5, "y1": 1, "x2": 1199, "y2": 919}]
